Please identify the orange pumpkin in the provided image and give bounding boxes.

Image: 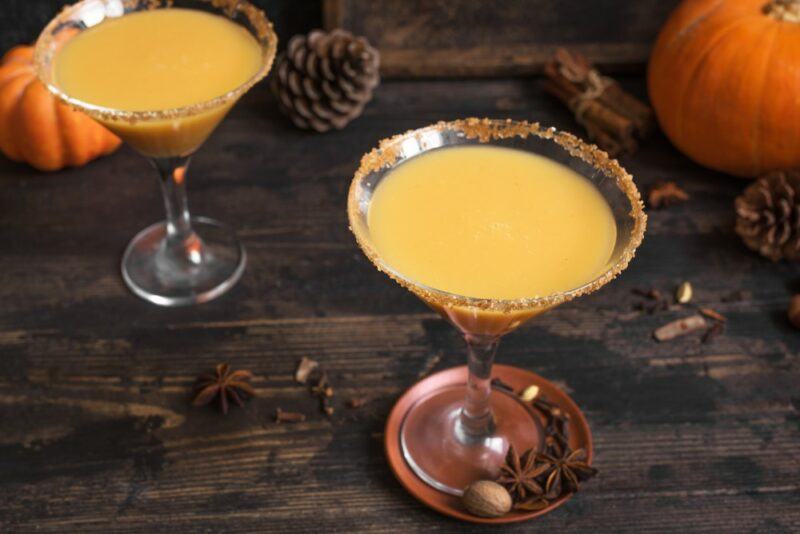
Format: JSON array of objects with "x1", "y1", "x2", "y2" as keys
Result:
[
  {"x1": 648, "y1": 0, "x2": 800, "y2": 177},
  {"x1": 0, "y1": 45, "x2": 120, "y2": 171}
]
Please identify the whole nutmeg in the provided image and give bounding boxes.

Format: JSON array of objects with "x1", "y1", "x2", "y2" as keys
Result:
[
  {"x1": 461, "y1": 480, "x2": 512, "y2": 518},
  {"x1": 788, "y1": 295, "x2": 800, "y2": 329}
]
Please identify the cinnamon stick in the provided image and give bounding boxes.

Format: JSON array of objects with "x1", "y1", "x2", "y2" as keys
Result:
[
  {"x1": 542, "y1": 65, "x2": 634, "y2": 141},
  {"x1": 582, "y1": 122, "x2": 624, "y2": 158},
  {"x1": 275, "y1": 408, "x2": 306, "y2": 423},
  {"x1": 599, "y1": 83, "x2": 654, "y2": 136},
  {"x1": 653, "y1": 315, "x2": 707, "y2": 342},
  {"x1": 544, "y1": 48, "x2": 653, "y2": 156},
  {"x1": 552, "y1": 47, "x2": 652, "y2": 134}
]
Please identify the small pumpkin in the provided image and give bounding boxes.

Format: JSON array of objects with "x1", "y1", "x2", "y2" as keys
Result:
[
  {"x1": 0, "y1": 45, "x2": 120, "y2": 171},
  {"x1": 648, "y1": 0, "x2": 800, "y2": 178}
]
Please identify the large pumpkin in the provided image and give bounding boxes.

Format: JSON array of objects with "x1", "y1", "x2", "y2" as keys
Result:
[
  {"x1": 649, "y1": 0, "x2": 800, "y2": 177},
  {"x1": 0, "y1": 45, "x2": 120, "y2": 171}
]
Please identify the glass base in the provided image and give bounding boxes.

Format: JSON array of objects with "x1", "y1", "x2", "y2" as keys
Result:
[
  {"x1": 121, "y1": 216, "x2": 246, "y2": 306},
  {"x1": 400, "y1": 384, "x2": 543, "y2": 496}
]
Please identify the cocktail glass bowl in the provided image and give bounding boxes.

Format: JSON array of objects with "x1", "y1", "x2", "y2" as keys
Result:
[
  {"x1": 348, "y1": 118, "x2": 646, "y2": 495},
  {"x1": 34, "y1": 0, "x2": 278, "y2": 306}
]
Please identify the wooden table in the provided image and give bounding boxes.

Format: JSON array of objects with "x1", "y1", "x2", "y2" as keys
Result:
[{"x1": 1, "y1": 77, "x2": 798, "y2": 532}]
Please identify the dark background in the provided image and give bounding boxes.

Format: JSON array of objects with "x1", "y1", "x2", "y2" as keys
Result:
[
  {"x1": 2, "y1": 0, "x2": 683, "y2": 77},
  {"x1": 0, "y1": 1, "x2": 321, "y2": 53}
]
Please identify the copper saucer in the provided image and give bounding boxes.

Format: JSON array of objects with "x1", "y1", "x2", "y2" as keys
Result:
[{"x1": 384, "y1": 364, "x2": 593, "y2": 524}]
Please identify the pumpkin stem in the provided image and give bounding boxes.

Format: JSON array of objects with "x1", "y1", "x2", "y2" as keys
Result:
[{"x1": 765, "y1": 0, "x2": 800, "y2": 22}]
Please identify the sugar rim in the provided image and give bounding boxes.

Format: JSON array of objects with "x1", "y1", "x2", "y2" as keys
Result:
[{"x1": 33, "y1": 0, "x2": 278, "y2": 123}]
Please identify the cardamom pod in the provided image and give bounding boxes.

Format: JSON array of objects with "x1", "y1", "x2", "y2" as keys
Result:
[{"x1": 676, "y1": 281, "x2": 692, "y2": 304}]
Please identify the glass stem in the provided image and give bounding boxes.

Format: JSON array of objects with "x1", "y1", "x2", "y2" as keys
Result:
[
  {"x1": 459, "y1": 334, "x2": 500, "y2": 438},
  {"x1": 151, "y1": 156, "x2": 204, "y2": 267}
]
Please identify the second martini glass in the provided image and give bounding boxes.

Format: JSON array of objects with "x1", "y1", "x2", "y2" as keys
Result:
[
  {"x1": 349, "y1": 118, "x2": 646, "y2": 495},
  {"x1": 34, "y1": 0, "x2": 278, "y2": 306}
]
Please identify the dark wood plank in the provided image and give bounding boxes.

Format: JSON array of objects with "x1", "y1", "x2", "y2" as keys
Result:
[
  {"x1": 0, "y1": 75, "x2": 799, "y2": 533},
  {"x1": 324, "y1": 0, "x2": 682, "y2": 77},
  {"x1": 0, "y1": 0, "x2": 321, "y2": 53}
]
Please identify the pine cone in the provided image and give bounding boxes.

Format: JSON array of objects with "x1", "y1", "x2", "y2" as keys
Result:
[
  {"x1": 735, "y1": 170, "x2": 800, "y2": 261},
  {"x1": 271, "y1": 29, "x2": 379, "y2": 132}
]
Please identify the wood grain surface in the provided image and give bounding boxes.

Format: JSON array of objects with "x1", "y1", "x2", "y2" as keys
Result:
[
  {"x1": 0, "y1": 0, "x2": 321, "y2": 53},
  {"x1": 0, "y1": 76, "x2": 799, "y2": 532},
  {"x1": 324, "y1": 0, "x2": 682, "y2": 77}
]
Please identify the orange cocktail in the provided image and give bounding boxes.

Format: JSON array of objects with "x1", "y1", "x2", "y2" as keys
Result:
[
  {"x1": 36, "y1": 1, "x2": 277, "y2": 306},
  {"x1": 54, "y1": 8, "x2": 264, "y2": 157},
  {"x1": 367, "y1": 145, "x2": 617, "y2": 335}
]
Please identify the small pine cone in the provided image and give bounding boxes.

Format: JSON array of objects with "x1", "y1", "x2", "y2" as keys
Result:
[
  {"x1": 735, "y1": 170, "x2": 800, "y2": 261},
  {"x1": 271, "y1": 29, "x2": 380, "y2": 132}
]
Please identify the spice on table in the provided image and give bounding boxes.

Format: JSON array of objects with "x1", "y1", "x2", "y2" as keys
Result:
[
  {"x1": 675, "y1": 281, "x2": 693, "y2": 304},
  {"x1": 477, "y1": 386, "x2": 598, "y2": 518},
  {"x1": 537, "y1": 446, "x2": 598, "y2": 499},
  {"x1": 309, "y1": 371, "x2": 335, "y2": 416},
  {"x1": 648, "y1": 181, "x2": 689, "y2": 209},
  {"x1": 192, "y1": 363, "x2": 255, "y2": 414},
  {"x1": 697, "y1": 307, "x2": 727, "y2": 343},
  {"x1": 702, "y1": 322, "x2": 725, "y2": 344},
  {"x1": 497, "y1": 445, "x2": 548, "y2": 502},
  {"x1": 543, "y1": 48, "x2": 652, "y2": 157},
  {"x1": 653, "y1": 314, "x2": 707, "y2": 342},
  {"x1": 311, "y1": 372, "x2": 334, "y2": 398},
  {"x1": 294, "y1": 357, "x2": 319, "y2": 384},
  {"x1": 321, "y1": 398, "x2": 335, "y2": 416},
  {"x1": 699, "y1": 308, "x2": 727, "y2": 323},
  {"x1": 788, "y1": 294, "x2": 800, "y2": 329},
  {"x1": 461, "y1": 480, "x2": 513, "y2": 518},
  {"x1": 632, "y1": 287, "x2": 669, "y2": 315},
  {"x1": 275, "y1": 408, "x2": 306, "y2": 423},
  {"x1": 490, "y1": 377, "x2": 516, "y2": 394},
  {"x1": 633, "y1": 287, "x2": 663, "y2": 300},
  {"x1": 347, "y1": 396, "x2": 369, "y2": 409},
  {"x1": 520, "y1": 385, "x2": 540, "y2": 402}
]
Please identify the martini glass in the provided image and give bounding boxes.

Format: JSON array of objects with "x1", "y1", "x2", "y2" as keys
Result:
[
  {"x1": 348, "y1": 118, "x2": 646, "y2": 495},
  {"x1": 34, "y1": 0, "x2": 278, "y2": 306}
]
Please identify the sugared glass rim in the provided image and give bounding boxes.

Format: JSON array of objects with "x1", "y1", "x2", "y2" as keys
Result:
[
  {"x1": 33, "y1": 0, "x2": 278, "y2": 123},
  {"x1": 347, "y1": 118, "x2": 648, "y2": 312}
]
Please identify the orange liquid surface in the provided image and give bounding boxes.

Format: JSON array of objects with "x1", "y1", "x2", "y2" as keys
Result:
[
  {"x1": 54, "y1": 8, "x2": 263, "y2": 156},
  {"x1": 367, "y1": 146, "x2": 618, "y2": 335}
]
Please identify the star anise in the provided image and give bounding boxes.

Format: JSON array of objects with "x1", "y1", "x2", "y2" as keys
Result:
[
  {"x1": 543, "y1": 428, "x2": 568, "y2": 457},
  {"x1": 531, "y1": 397, "x2": 570, "y2": 455},
  {"x1": 490, "y1": 381, "x2": 600, "y2": 516},
  {"x1": 537, "y1": 447, "x2": 597, "y2": 499},
  {"x1": 193, "y1": 363, "x2": 255, "y2": 414},
  {"x1": 497, "y1": 445, "x2": 550, "y2": 502}
]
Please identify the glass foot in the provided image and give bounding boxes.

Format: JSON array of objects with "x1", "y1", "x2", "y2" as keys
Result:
[
  {"x1": 400, "y1": 384, "x2": 543, "y2": 496},
  {"x1": 121, "y1": 216, "x2": 246, "y2": 306}
]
